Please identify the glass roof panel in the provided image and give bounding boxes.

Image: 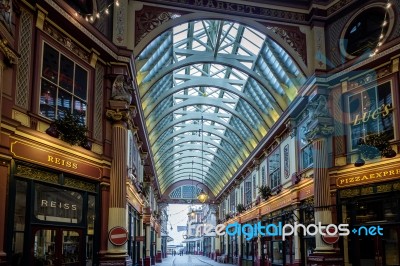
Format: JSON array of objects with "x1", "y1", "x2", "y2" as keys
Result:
[{"x1": 136, "y1": 19, "x2": 306, "y2": 196}]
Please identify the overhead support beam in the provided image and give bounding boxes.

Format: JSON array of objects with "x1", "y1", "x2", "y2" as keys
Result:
[
  {"x1": 159, "y1": 164, "x2": 225, "y2": 189},
  {"x1": 149, "y1": 112, "x2": 255, "y2": 152},
  {"x1": 153, "y1": 139, "x2": 242, "y2": 169},
  {"x1": 146, "y1": 97, "x2": 265, "y2": 140},
  {"x1": 142, "y1": 77, "x2": 276, "y2": 128},
  {"x1": 152, "y1": 125, "x2": 250, "y2": 157},
  {"x1": 155, "y1": 145, "x2": 237, "y2": 175},
  {"x1": 155, "y1": 152, "x2": 234, "y2": 177},
  {"x1": 157, "y1": 156, "x2": 230, "y2": 180},
  {"x1": 139, "y1": 54, "x2": 287, "y2": 112},
  {"x1": 214, "y1": 21, "x2": 224, "y2": 58}
]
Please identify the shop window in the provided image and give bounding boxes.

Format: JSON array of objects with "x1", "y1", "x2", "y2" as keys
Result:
[
  {"x1": 241, "y1": 186, "x2": 243, "y2": 204},
  {"x1": 40, "y1": 43, "x2": 88, "y2": 124},
  {"x1": 269, "y1": 149, "x2": 280, "y2": 190},
  {"x1": 271, "y1": 241, "x2": 283, "y2": 264},
  {"x1": 34, "y1": 183, "x2": 83, "y2": 224},
  {"x1": 230, "y1": 191, "x2": 235, "y2": 213},
  {"x1": 245, "y1": 180, "x2": 251, "y2": 206},
  {"x1": 349, "y1": 198, "x2": 399, "y2": 224},
  {"x1": 261, "y1": 166, "x2": 266, "y2": 185},
  {"x1": 252, "y1": 174, "x2": 257, "y2": 198},
  {"x1": 299, "y1": 126, "x2": 313, "y2": 169},
  {"x1": 348, "y1": 81, "x2": 394, "y2": 150}
]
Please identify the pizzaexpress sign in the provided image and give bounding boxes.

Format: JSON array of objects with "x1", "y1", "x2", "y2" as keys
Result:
[{"x1": 336, "y1": 166, "x2": 400, "y2": 188}]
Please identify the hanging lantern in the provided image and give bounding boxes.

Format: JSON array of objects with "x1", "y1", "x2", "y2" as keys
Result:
[{"x1": 197, "y1": 189, "x2": 208, "y2": 203}]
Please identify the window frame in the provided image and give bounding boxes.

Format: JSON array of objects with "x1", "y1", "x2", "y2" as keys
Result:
[
  {"x1": 299, "y1": 123, "x2": 313, "y2": 170},
  {"x1": 268, "y1": 147, "x2": 281, "y2": 190},
  {"x1": 345, "y1": 79, "x2": 395, "y2": 152},
  {"x1": 244, "y1": 178, "x2": 252, "y2": 206},
  {"x1": 38, "y1": 41, "x2": 90, "y2": 125}
]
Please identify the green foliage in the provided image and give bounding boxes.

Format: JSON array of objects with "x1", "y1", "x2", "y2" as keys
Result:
[
  {"x1": 236, "y1": 203, "x2": 245, "y2": 213},
  {"x1": 358, "y1": 133, "x2": 392, "y2": 159},
  {"x1": 258, "y1": 185, "x2": 272, "y2": 200},
  {"x1": 54, "y1": 112, "x2": 88, "y2": 146}
]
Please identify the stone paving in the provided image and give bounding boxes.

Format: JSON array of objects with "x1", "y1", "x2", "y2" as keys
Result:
[{"x1": 155, "y1": 255, "x2": 236, "y2": 266}]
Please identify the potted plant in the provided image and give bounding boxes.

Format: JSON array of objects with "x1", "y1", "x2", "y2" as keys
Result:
[
  {"x1": 236, "y1": 203, "x2": 245, "y2": 213},
  {"x1": 258, "y1": 185, "x2": 272, "y2": 200},
  {"x1": 358, "y1": 133, "x2": 396, "y2": 159},
  {"x1": 46, "y1": 111, "x2": 90, "y2": 149}
]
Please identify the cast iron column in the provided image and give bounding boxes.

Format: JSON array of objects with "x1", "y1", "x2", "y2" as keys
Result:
[
  {"x1": 101, "y1": 100, "x2": 133, "y2": 265},
  {"x1": 305, "y1": 95, "x2": 343, "y2": 265}
]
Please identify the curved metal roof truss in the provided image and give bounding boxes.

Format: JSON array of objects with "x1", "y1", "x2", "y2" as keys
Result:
[{"x1": 136, "y1": 20, "x2": 306, "y2": 196}]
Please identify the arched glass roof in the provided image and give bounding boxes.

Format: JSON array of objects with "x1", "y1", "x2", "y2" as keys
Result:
[{"x1": 136, "y1": 20, "x2": 306, "y2": 196}]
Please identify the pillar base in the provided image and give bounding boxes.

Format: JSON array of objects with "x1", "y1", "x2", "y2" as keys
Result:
[
  {"x1": 237, "y1": 255, "x2": 242, "y2": 266},
  {"x1": 254, "y1": 255, "x2": 260, "y2": 266},
  {"x1": 144, "y1": 256, "x2": 151, "y2": 266},
  {"x1": 214, "y1": 250, "x2": 220, "y2": 261},
  {"x1": 151, "y1": 256, "x2": 155, "y2": 265},
  {"x1": 307, "y1": 252, "x2": 343, "y2": 266},
  {"x1": 156, "y1": 251, "x2": 162, "y2": 263},
  {"x1": 0, "y1": 251, "x2": 7, "y2": 266},
  {"x1": 292, "y1": 258, "x2": 302, "y2": 266}
]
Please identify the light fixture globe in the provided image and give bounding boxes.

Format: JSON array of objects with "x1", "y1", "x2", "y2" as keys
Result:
[
  {"x1": 197, "y1": 189, "x2": 208, "y2": 203},
  {"x1": 354, "y1": 157, "x2": 365, "y2": 167}
]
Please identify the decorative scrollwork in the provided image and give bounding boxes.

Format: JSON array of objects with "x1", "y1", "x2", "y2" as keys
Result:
[
  {"x1": 64, "y1": 177, "x2": 96, "y2": 192},
  {"x1": 0, "y1": 38, "x2": 18, "y2": 64},
  {"x1": 15, "y1": 164, "x2": 59, "y2": 184}
]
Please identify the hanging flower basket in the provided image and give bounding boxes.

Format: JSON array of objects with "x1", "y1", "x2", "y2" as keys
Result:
[
  {"x1": 236, "y1": 203, "x2": 245, "y2": 213},
  {"x1": 258, "y1": 185, "x2": 272, "y2": 200},
  {"x1": 358, "y1": 133, "x2": 396, "y2": 159},
  {"x1": 46, "y1": 112, "x2": 89, "y2": 148}
]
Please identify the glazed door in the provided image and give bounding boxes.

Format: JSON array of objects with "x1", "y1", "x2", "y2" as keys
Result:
[
  {"x1": 355, "y1": 226, "x2": 400, "y2": 266},
  {"x1": 32, "y1": 227, "x2": 83, "y2": 266}
]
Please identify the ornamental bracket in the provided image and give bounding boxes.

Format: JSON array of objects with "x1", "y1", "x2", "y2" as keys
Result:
[{"x1": 0, "y1": 39, "x2": 19, "y2": 64}]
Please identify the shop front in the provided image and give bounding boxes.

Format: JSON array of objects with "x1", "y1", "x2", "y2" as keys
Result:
[
  {"x1": 9, "y1": 163, "x2": 99, "y2": 266},
  {"x1": 338, "y1": 179, "x2": 400, "y2": 266},
  {"x1": 5, "y1": 138, "x2": 105, "y2": 266}
]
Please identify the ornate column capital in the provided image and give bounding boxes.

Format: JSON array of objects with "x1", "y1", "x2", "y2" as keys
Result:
[
  {"x1": 285, "y1": 118, "x2": 297, "y2": 139},
  {"x1": 106, "y1": 101, "x2": 137, "y2": 130},
  {"x1": 140, "y1": 151, "x2": 148, "y2": 163},
  {"x1": 106, "y1": 108, "x2": 130, "y2": 122},
  {"x1": 304, "y1": 95, "x2": 334, "y2": 142},
  {"x1": 0, "y1": 39, "x2": 19, "y2": 64},
  {"x1": 252, "y1": 159, "x2": 260, "y2": 171}
]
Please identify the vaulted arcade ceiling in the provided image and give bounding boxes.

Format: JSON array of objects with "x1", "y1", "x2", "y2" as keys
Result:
[{"x1": 135, "y1": 20, "x2": 306, "y2": 197}]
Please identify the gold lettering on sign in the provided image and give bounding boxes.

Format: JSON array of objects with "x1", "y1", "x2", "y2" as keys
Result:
[
  {"x1": 337, "y1": 167, "x2": 400, "y2": 187},
  {"x1": 47, "y1": 155, "x2": 78, "y2": 169},
  {"x1": 353, "y1": 103, "x2": 393, "y2": 126}
]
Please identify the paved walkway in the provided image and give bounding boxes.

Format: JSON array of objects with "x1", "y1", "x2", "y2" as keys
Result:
[{"x1": 156, "y1": 255, "x2": 236, "y2": 266}]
